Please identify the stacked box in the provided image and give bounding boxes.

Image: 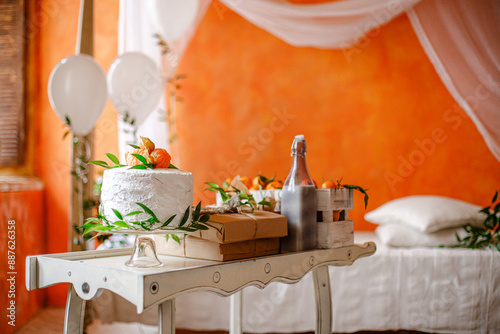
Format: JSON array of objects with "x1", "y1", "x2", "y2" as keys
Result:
[{"x1": 155, "y1": 211, "x2": 288, "y2": 261}]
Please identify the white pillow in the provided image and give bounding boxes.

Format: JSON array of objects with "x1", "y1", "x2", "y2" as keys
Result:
[
  {"x1": 364, "y1": 195, "x2": 485, "y2": 233},
  {"x1": 375, "y1": 224, "x2": 467, "y2": 247}
]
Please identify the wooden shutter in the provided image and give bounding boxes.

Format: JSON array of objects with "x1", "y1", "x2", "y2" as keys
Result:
[{"x1": 0, "y1": 0, "x2": 25, "y2": 166}]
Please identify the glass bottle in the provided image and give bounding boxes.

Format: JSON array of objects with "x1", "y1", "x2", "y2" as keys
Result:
[{"x1": 280, "y1": 135, "x2": 317, "y2": 252}]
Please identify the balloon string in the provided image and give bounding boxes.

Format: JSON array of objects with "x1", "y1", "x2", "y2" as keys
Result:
[{"x1": 73, "y1": 136, "x2": 91, "y2": 184}]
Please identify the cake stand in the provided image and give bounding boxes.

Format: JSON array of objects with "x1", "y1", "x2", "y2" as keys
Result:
[{"x1": 111, "y1": 230, "x2": 184, "y2": 268}]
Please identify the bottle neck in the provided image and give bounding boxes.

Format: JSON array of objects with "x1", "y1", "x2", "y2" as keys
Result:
[{"x1": 285, "y1": 151, "x2": 314, "y2": 186}]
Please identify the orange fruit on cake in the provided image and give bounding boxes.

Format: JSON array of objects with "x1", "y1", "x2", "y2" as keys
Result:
[
  {"x1": 266, "y1": 181, "x2": 283, "y2": 190},
  {"x1": 139, "y1": 136, "x2": 155, "y2": 153},
  {"x1": 126, "y1": 149, "x2": 152, "y2": 167},
  {"x1": 150, "y1": 148, "x2": 171, "y2": 168},
  {"x1": 240, "y1": 176, "x2": 252, "y2": 189}
]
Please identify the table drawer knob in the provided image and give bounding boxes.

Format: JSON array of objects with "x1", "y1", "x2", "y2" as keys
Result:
[
  {"x1": 150, "y1": 282, "x2": 159, "y2": 294},
  {"x1": 82, "y1": 282, "x2": 90, "y2": 294}
]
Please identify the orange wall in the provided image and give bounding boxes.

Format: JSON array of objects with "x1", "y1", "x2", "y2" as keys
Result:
[
  {"x1": 33, "y1": 1, "x2": 499, "y2": 305},
  {"x1": 0, "y1": 187, "x2": 45, "y2": 333}
]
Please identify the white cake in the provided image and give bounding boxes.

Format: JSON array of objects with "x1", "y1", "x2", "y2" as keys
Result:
[{"x1": 100, "y1": 167, "x2": 193, "y2": 228}]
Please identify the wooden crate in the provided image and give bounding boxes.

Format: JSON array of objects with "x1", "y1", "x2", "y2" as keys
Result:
[
  {"x1": 317, "y1": 220, "x2": 354, "y2": 248},
  {"x1": 316, "y1": 188, "x2": 354, "y2": 248}
]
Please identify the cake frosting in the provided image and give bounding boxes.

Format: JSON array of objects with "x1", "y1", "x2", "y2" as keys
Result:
[{"x1": 100, "y1": 167, "x2": 193, "y2": 228}]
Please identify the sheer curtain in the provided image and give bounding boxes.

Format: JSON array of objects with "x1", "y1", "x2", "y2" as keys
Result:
[
  {"x1": 116, "y1": 0, "x2": 210, "y2": 162},
  {"x1": 407, "y1": 0, "x2": 500, "y2": 161},
  {"x1": 117, "y1": 0, "x2": 500, "y2": 161}
]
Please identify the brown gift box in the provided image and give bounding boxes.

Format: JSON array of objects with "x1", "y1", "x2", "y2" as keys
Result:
[
  {"x1": 189, "y1": 210, "x2": 288, "y2": 244},
  {"x1": 155, "y1": 235, "x2": 280, "y2": 261}
]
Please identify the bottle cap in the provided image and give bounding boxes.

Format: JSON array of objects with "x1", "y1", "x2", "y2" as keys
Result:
[
  {"x1": 294, "y1": 134, "x2": 305, "y2": 141},
  {"x1": 291, "y1": 134, "x2": 306, "y2": 156}
]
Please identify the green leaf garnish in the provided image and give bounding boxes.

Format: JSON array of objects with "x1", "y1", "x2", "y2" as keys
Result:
[
  {"x1": 106, "y1": 153, "x2": 121, "y2": 165},
  {"x1": 88, "y1": 160, "x2": 110, "y2": 168},
  {"x1": 130, "y1": 164, "x2": 149, "y2": 170},
  {"x1": 113, "y1": 220, "x2": 129, "y2": 228},
  {"x1": 136, "y1": 202, "x2": 159, "y2": 222},
  {"x1": 258, "y1": 200, "x2": 272, "y2": 208},
  {"x1": 171, "y1": 234, "x2": 180, "y2": 244},
  {"x1": 112, "y1": 209, "x2": 123, "y2": 220},
  {"x1": 129, "y1": 144, "x2": 140, "y2": 149},
  {"x1": 78, "y1": 201, "x2": 210, "y2": 236},
  {"x1": 132, "y1": 153, "x2": 148, "y2": 165},
  {"x1": 193, "y1": 202, "x2": 201, "y2": 222},
  {"x1": 129, "y1": 164, "x2": 147, "y2": 170},
  {"x1": 342, "y1": 184, "x2": 370, "y2": 209},
  {"x1": 178, "y1": 207, "x2": 190, "y2": 227},
  {"x1": 198, "y1": 213, "x2": 210, "y2": 223},
  {"x1": 125, "y1": 211, "x2": 143, "y2": 217},
  {"x1": 168, "y1": 164, "x2": 179, "y2": 169},
  {"x1": 162, "y1": 215, "x2": 176, "y2": 228}
]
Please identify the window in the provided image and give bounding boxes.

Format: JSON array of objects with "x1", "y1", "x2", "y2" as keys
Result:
[{"x1": 0, "y1": 0, "x2": 25, "y2": 166}]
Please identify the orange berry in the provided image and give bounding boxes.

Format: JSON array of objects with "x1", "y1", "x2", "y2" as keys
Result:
[
  {"x1": 126, "y1": 149, "x2": 151, "y2": 167},
  {"x1": 139, "y1": 136, "x2": 155, "y2": 153},
  {"x1": 313, "y1": 180, "x2": 318, "y2": 188},
  {"x1": 150, "y1": 148, "x2": 171, "y2": 168},
  {"x1": 252, "y1": 175, "x2": 265, "y2": 188},
  {"x1": 240, "y1": 176, "x2": 252, "y2": 189},
  {"x1": 249, "y1": 185, "x2": 260, "y2": 191},
  {"x1": 266, "y1": 181, "x2": 283, "y2": 190},
  {"x1": 321, "y1": 180, "x2": 337, "y2": 189}
]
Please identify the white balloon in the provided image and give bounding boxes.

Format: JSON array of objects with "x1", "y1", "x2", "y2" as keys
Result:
[
  {"x1": 48, "y1": 54, "x2": 108, "y2": 136},
  {"x1": 149, "y1": 0, "x2": 199, "y2": 43},
  {"x1": 107, "y1": 52, "x2": 164, "y2": 126}
]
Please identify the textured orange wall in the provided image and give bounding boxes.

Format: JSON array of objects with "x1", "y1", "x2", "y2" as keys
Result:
[
  {"x1": 33, "y1": 1, "x2": 499, "y2": 306},
  {"x1": 177, "y1": 3, "x2": 500, "y2": 227},
  {"x1": 33, "y1": 0, "x2": 119, "y2": 306},
  {"x1": 0, "y1": 188, "x2": 45, "y2": 334}
]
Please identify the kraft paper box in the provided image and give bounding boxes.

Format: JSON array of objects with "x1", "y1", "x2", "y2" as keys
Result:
[
  {"x1": 155, "y1": 235, "x2": 280, "y2": 261},
  {"x1": 189, "y1": 210, "x2": 287, "y2": 244}
]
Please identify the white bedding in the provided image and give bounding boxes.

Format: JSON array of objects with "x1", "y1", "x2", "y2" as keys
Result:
[{"x1": 92, "y1": 232, "x2": 500, "y2": 333}]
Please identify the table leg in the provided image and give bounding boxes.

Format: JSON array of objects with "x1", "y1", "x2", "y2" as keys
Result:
[
  {"x1": 313, "y1": 265, "x2": 332, "y2": 334},
  {"x1": 64, "y1": 284, "x2": 86, "y2": 334},
  {"x1": 158, "y1": 298, "x2": 175, "y2": 334},
  {"x1": 229, "y1": 290, "x2": 243, "y2": 334}
]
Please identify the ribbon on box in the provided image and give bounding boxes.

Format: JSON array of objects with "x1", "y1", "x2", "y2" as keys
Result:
[{"x1": 198, "y1": 193, "x2": 259, "y2": 241}]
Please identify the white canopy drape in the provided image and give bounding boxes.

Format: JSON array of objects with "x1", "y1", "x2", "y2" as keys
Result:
[
  {"x1": 219, "y1": 0, "x2": 420, "y2": 48},
  {"x1": 407, "y1": 0, "x2": 500, "y2": 161},
  {"x1": 117, "y1": 0, "x2": 500, "y2": 161}
]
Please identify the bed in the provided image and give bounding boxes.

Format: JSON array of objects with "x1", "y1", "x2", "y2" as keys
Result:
[{"x1": 90, "y1": 231, "x2": 500, "y2": 333}]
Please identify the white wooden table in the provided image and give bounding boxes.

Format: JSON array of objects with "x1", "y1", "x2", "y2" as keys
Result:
[{"x1": 26, "y1": 242, "x2": 375, "y2": 334}]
